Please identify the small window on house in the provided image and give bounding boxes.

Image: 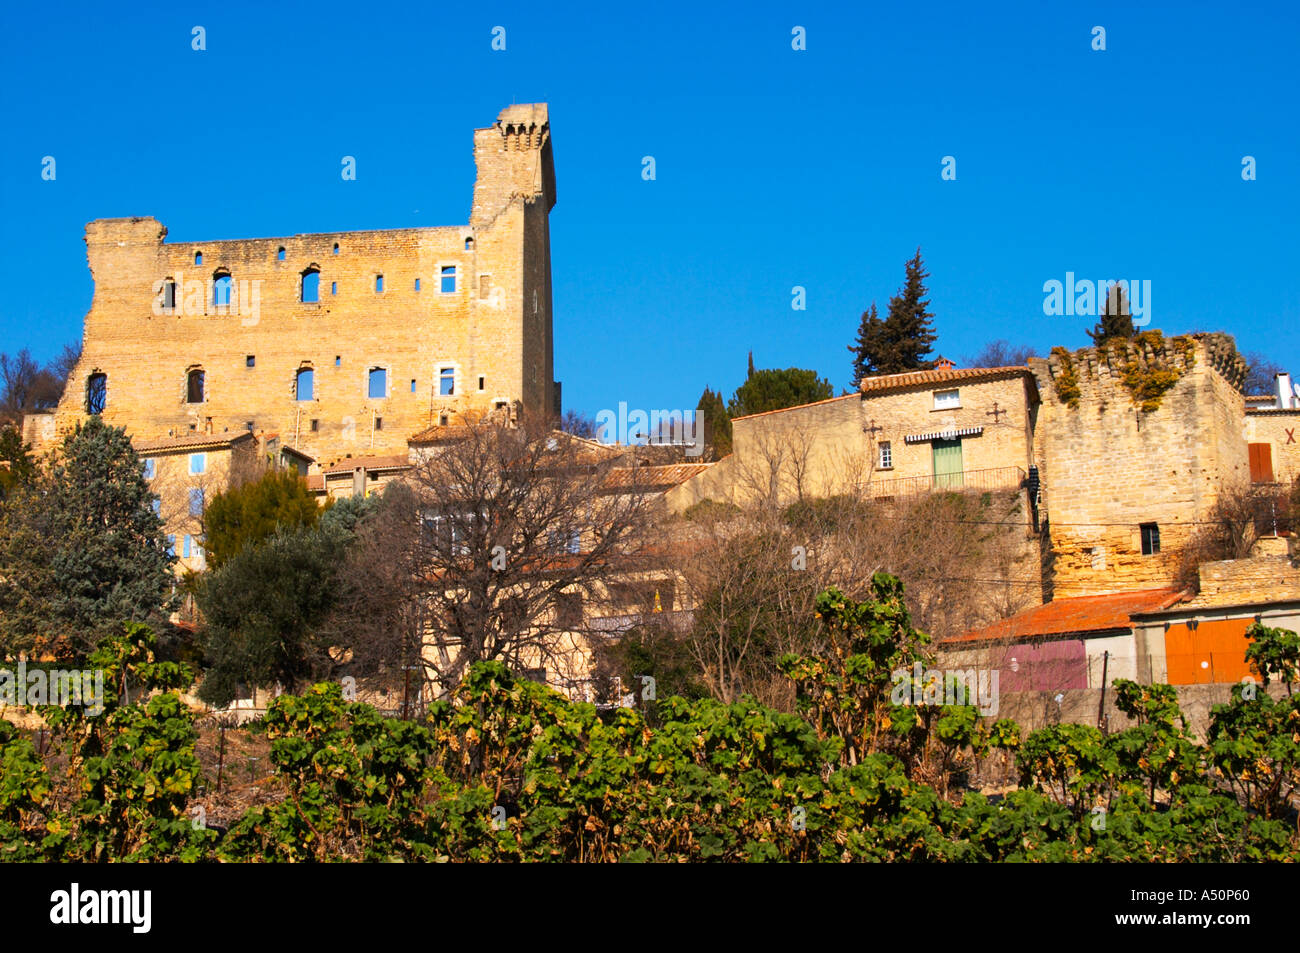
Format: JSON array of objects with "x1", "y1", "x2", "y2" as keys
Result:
[
  {"x1": 166, "y1": 534, "x2": 176, "y2": 557},
  {"x1": 162, "y1": 279, "x2": 177, "y2": 310},
  {"x1": 375, "y1": 417, "x2": 383, "y2": 431},
  {"x1": 375, "y1": 274, "x2": 384, "y2": 293},
  {"x1": 439, "y1": 367, "x2": 455, "y2": 396},
  {"x1": 465, "y1": 237, "x2": 474, "y2": 251},
  {"x1": 246, "y1": 355, "x2": 255, "y2": 368},
  {"x1": 212, "y1": 272, "x2": 233, "y2": 307},
  {"x1": 186, "y1": 368, "x2": 205, "y2": 403},
  {"x1": 1140, "y1": 523, "x2": 1161, "y2": 556},
  {"x1": 878, "y1": 441, "x2": 892, "y2": 469},
  {"x1": 477, "y1": 376, "x2": 485, "y2": 391},
  {"x1": 301, "y1": 269, "x2": 320, "y2": 303},
  {"x1": 933, "y1": 389, "x2": 960, "y2": 410},
  {"x1": 557, "y1": 592, "x2": 582, "y2": 629},
  {"x1": 151, "y1": 498, "x2": 162, "y2": 517},
  {"x1": 368, "y1": 367, "x2": 387, "y2": 399},
  {"x1": 332, "y1": 242, "x2": 339, "y2": 254},
  {"x1": 189, "y1": 488, "x2": 205, "y2": 516},
  {"x1": 310, "y1": 419, "x2": 319, "y2": 432},
  {"x1": 142, "y1": 458, "x2": 156, "y2": 480},
  {"x1": 479, "y1": 274, "x2": 490, "y2": 299},
  {"x1": 439, "y1": 413, "x2": 449, "y2": 427},
  {"x1": 194, "y1": 251, "x2": 203, "y2": 265},
  {"x1": 183, "y1": 534, "x2": 193, "y2": 559},
  {"x1": 414, "y1": 278, "x2": 421, "y2": 291},
  {"x1": 296, "y1": 367, "x2": 314, "y2": 401},
  {"x1": 189, "y1": 453, "x2": 206, "y2": 475},
  {"x1": 85, "y1": 373, "x2": 107, "y2": 415},
  {"x1": 440, "y1": 265, "x2": 457, "y2": 293}
]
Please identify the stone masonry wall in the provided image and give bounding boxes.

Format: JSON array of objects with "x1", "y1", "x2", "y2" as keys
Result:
[
  {"x1": 50, "y1": 105, "x2": 557, "y2": 470},
  {"x1": 1030, "y1": 333, "x2": 1249, "y2": 596}
]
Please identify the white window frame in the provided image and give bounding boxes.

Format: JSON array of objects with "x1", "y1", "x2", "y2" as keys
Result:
[
  {"x1": 933, "y1": 388, "x2": 961, "y2": 410},
  {"x1": 878, "y1": 441, "x2": 893, "y2": 470}
]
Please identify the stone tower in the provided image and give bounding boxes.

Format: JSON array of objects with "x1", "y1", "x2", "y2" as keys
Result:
[{"x1": 1029, "y1": 332, "x2": 1249, "y2": 596}]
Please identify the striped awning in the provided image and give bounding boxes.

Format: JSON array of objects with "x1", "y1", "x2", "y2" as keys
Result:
[{"x1": 904, "y1": 425, "x2": 983, "y2": 444}]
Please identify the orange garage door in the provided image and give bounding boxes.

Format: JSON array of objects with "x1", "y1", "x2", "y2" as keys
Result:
[{"x1": 1165, "y1": 618, "x2": 1258, "y2": 684}]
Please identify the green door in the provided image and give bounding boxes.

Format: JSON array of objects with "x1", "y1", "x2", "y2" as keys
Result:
[{"x1": 932, "y1": 439, "x2": 963, "y2": 489}]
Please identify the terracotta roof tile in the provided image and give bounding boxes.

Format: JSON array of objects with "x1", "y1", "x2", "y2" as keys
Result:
[
  {"x1": 132, "y1": 432, "x2": 255, "y2": 453},
  {"x1": 858, "y1": 365, "x2": 1036, "y2": 396},
  {"x1": 603, "y1": 463, "x2": 713, "y2": 490},
  {"x1": 321, "y1": 453, "x2": 411, "y2": 475},
  {"x1": 944, "y1": 588, "x2": 1187, "y2": 644}
]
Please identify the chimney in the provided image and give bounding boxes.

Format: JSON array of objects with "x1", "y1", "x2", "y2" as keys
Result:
[
  {"x1": 934, "y1": 356, "x2": 956, "y2": 371},
  {"x1": 1278, "y1": 372, "x2": 1294, "y2": 410}
]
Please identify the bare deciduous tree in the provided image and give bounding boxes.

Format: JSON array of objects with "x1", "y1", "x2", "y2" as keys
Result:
[{"x1": 334, "y1": 411, "x2": 662, "y2": 700}]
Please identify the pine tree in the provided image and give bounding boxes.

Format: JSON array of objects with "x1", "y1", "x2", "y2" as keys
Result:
[
  {"x1": 747, "y1": 351, "x2": 756, "y2": 380},
  {"x1": 0, "y1": 417, "x2": 176, "y2": 659},
  {"x1": 848, "y1": 249, "x2": 938, "y2": 380},
  {"x1": 1087, "y1": 285, "x2": 1136, "y2": 344},
  {"x1": 727, "y1": 366, "x2": 834, "y2": 418},
  {"x1": 848, "y1": 302, "x2": 883, "y2": 387},
  {"x1": 696, "y1": 387, "x2": 732, "y2": 458}
]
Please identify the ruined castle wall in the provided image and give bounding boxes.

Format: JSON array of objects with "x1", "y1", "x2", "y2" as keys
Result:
[
  {"x1": 1030, "y1": 334, "x2": 1248, "y2": 596},
  {"x1": 50, "y1": 106, "x2": 557, "y2": 469}
]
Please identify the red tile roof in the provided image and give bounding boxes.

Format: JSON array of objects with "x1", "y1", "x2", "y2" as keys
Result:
[
  {"x1": 858, "y1": 365, "x2": 1036, "y2": 396},
  {"x1": 132, "y1": 432, "x2": 256, "y2": 453},
  {"x1": 321, "y1": 454, "x2": 411, "y2": 475},
  {"x1": 944, "y1": 588, "x2": 1187, "y2": 644},
  {"x1": 603, "y1": 462, "x2": 713, "y2": 491}
]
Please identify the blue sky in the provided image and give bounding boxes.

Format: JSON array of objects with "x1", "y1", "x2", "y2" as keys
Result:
[{"x1": 2, "y1": 0, "x2": 1296, "y2": 418}]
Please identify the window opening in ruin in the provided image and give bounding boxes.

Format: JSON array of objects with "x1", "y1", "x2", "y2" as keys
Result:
[
  {"x1": 465, "y1": 237, "x2": 474, "y2": 251},
  {"x1": 1141, "y1": 522, "x2": 1161, "y2": 556},
  {"x1": 277, "y1": 247, "x2": 286, "y2": 260},
  {"x1": 331, "y1": 281, "x2": 337, "y2": 295},
  {"x1": 302, "y1": 269, "x2": 320, "y2": 303},
  {"x1": 310, "y1": 419, "x2": 319, "y2": 432},
  {"x1": 368, "y1": 367, "x2": 387, "y2": 399},
  {"x1": 410, "y1": 379, "x2": 416, "y2": 393},
  {"x1": 186, "y1": 368, "x2": 205, "y2": 404},
  {"x1": 296, "y1": 367, "x2": 314, "y2": 401},
  {"x1": 375, "y1": 274, "x2": 384, "y2": 293},
  {"x1": 439, "y1": 367, "x2": 455, "y2": 396},
  {"x1": 333, "y1": 243, "x2": 339, "y2": 254},
  {"x1": 194, "y1": 251, "x2": 203, "y2": 265},
  {"x1": 414, "y1": 278, "x2": 421, "y2": 291},
  {"x1": 162, "y1": 280, "x2": 177, "y2": 310},
  {"x1": 85, "y1": 373, "x2": 107, "y2": 415},
  {"x1": 246, "y1": 355, "x2": 255, "y2": 367},
  {"x1": 478, "y1": 376, "x2": 485, "y2": 391},
  {"x1": 212, "y1": 273, "x2": 233, "y2": 308},
  {"x1": 441, "y1": 265, "x2": 457, "y2": 293}
]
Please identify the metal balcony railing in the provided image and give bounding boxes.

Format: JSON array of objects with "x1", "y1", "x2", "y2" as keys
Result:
[{"x1": 861, "y1": 465, "x2": 1027, "y2": 499}]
